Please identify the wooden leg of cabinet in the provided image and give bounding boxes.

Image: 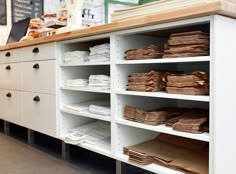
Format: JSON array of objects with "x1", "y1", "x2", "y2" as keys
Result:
[{"x1": 62, "y1": 141, "x2": 70, "y2": 161}]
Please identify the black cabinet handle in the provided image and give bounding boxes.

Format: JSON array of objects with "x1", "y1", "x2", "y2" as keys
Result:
[
  {"x1": 5, "y1": 52, "x2": 11, "y2": 57},
  {"x1": 6, "y1": 93, "x2": 11, "y2": 98},
  {"x1": 33, "y1": 63, "x2": 40, "y2": 69},
  {"x1": 32, "y1": 47, "x2": 39, "y2": 53},
  {"x1": 33, "y1": 96, "x2": 40, "y2": 102},
  {"x1": 5, "y1": 65, "x2": 11, "y2": 70}
]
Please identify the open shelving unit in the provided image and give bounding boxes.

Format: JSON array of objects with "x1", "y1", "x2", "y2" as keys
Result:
[
  {"x1": 58, "y1": 34, "x2": 112, "y2": 161},
  {"x1": 57, "y1": 16, "x2": 212, "y2": 174},
  {"x1": 55, "y1": 15, "x2": 236, "y2": 174}
]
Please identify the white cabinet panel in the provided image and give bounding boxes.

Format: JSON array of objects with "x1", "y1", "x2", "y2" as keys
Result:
[
  {"x1": 22, "y1": 60, "x2": 56, "y2": 94},
  {"x1": 0, "y1": 48, "x2": 22, "y2": 64},
  {"x1": 22, "y1": 92, "x2": 57, "y2": 137},
  {"x1": 0, "y1": 89, "x2": 22, "y2": 125},
  {"x1": 21, "y1": 43, "x2": 56, "y2": 62},
  {"x1": 0, "y1": 63, "x2": 21, "y2": 90}
]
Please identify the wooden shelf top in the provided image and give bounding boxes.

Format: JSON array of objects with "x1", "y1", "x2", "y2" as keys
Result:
[{"x1": 0, "y1": 1, "x2": 235, "y2": 51}]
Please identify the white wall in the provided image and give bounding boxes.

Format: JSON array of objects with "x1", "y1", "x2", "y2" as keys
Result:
[{"x1": 0, "y1": 0, "x2": 60, "y2": 46}]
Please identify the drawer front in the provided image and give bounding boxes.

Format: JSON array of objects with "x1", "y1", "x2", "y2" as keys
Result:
[
  {"x1": 0, "y1": 63, "x2": 21, "y2": 90},
  {"x1": 22, "y1": 92, "x2": 57, "y2": 137},
  {"x1": 22, "y1": 60, "x2": 56, "y2": 94},
  {"x1": 0, "y1": 49, "x2": 22, "y2": 64},
  {"x1": 0, "y1": 89, "x2": 22, "y2": 125},
  {"x1": 21, "y1": 43, "x2": 56, "y2": 62}
]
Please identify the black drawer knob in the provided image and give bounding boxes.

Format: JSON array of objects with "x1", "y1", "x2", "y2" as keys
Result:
[
  {"x1": 5, "y1": 52, "x2": 11, "y2": 57},
  {"x1": 33, "y1": 63, "x2": 40, "y2": 69},
  {"x1": 33, "y1": 96, "x2": 40, "y2": 102},
  {"x1": 5, "y1": 65, "x2": 11, "y2": 70},
  {"x1": 6, "y1": 93, "x2": 11, "y2": 98},
  {"x1": 32, "y1": 47, "x2": 39, "y2": 53}
]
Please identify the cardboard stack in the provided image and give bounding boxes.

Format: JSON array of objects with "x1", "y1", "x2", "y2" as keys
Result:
[
  {"x1": 124, "y1": 106, "x2": 181, "y2": 126},
  {"x1": 127, "y1": 70, "x2": 169, "y2": 92},
  {"x1": 163, "y1": 31, "x2": 210, "y2": 58},
  {"x1": 124, "y1": 45, "x2": 163, "y2": 60},
  {"x1": 166, "y1": 71, "x2": 209, "y2": 95},
  {"x1": 124, "y1": 106, "x2": 209, "y2": 134},
  {"x1": 166, "y1": 108, "x2": 209, "y2": 133},
  {"x1": 124, "y1": 134, "x2": 209, "y2": 174}
]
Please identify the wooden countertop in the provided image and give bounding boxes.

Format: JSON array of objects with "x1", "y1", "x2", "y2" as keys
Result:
[{"x1": 0, "y1": 1, "x2": 235, "y2": 51}]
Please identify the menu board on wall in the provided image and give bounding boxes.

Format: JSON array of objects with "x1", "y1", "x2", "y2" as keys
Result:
[
  {"x1": 0, "y1": 0, "x2": 7, "y2": 25},
  {"x1": 12, "y1": 0, "x2": 44, "y2": 23}
]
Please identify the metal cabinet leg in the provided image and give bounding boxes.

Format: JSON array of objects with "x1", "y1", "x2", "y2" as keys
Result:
[
  {"x1": 28, "y1": 129, "x2": 35, "y2": 145},
  {"x1": 4, "y1": 121, "x2": 10, "y2": 134},
  {"x1": 116, "y1": 160, "x2": 126, "y2": 174},
  {"x1": 62, "y1": 141, "x2": 70, "y2": 161}
]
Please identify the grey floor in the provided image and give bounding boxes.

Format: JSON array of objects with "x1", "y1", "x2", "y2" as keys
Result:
[{"x1": 0, "y1": 133, "x2": 84, "y2": 174}]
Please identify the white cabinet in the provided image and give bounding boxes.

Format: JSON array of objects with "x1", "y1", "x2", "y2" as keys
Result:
[
  {"x1": 0, "y1": 89, "x2": 22, "y2": 125},
  {"x1": 0, "y1": 43, "x2": 58, "y2": 138},
  {"x1": 22, "y1": 92, "x2": 57, "y2": 137},
  {"x1": 21, "y1": 43, "x2": 57, "y2": 62},
  {"x1": 22, "y1": 60, "x2": 56, "y2": 94},
  {"x1": 0, "y1": 63, "x2": 21, "y2": 90}
]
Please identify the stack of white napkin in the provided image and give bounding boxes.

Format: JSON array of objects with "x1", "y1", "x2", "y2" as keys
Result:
[
  {"x1": 88, "y1": 75, "x2": 110, "y2": 90},
  {"x1": 65, "y1": 79, "x2": 89, "y2": 87},
  {"x1": 63, "y1": 51, "x2": 89, "y2": 64},
  {"x1": 64, "y1": 121, "x2": 111, "y2": 146},
  {"x1": 88, "y1": 43, "x2": 110, "y2": 62}
]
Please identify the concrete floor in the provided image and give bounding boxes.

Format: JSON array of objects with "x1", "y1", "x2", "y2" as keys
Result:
[{"x1": 0, "y1": 133, "x2": 83, "y2": 174}]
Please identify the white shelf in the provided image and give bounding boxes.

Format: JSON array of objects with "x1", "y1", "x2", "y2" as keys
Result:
[
  {"x1": 117, "y1": 154, "x2": 184, "y2": 174},
  {"x1": 116, "y1": 90, "x2": 210, "y2": 102},
  {"x1": 77, "y1": 142, "x2": 112, "y2": 158},
  {"x1": 116, "y1": 119, "x2": 209, "y2": 142},
  {"x1": 60, "y1": 62, "x2": 110, "y2": 66},
  {"x1": 61, "y1": 108, "x2": 111, "y2": 122},
  {"x1": 62, "y1": 136, "x2": 112, "y2": 158},
  {"x1": 60, "y1": 86, "x2": 111, "y2": 94},
  {"x1": 115, "y1": 56, "x2": 210, "y2": 64}
]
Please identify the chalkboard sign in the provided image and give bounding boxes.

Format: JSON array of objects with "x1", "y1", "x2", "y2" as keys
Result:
[
  {"x1": 0, "y1": 0, "x2": 7, "y2": 25},
  {"x1": 12, "y1": 0, "x2": 44, "y2": 23}
]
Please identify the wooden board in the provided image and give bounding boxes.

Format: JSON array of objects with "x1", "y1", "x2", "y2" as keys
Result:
[{"x1": 0, "y1": 1, "x2": 235, "y2": 51}]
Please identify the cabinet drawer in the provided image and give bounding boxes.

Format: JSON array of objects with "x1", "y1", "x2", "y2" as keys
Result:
[
  {"x1": 0, "y1": 90, "x2": 22, "y2": 125},
  {"x1": 22, "y1": 92, "x2": 57, "y2": 137},
  {"x1": 22, "y1": 60, "x2": 56, "y2": 94},
  {"x1": 21, "y1": 43, "x2": 56, "y2": 62},
  {"x1": 0, "y1": 63, "x2": 21, "y2": 90},
  {"x1": 0, "y1": 48, "x2": 22, "y2": 63}
]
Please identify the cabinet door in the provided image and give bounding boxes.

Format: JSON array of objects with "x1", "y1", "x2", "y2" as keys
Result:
[
  {"x1": 22, "y1": 60, "x2": 56, "y2": 94},
  {"x1": 0, "y1": 63, "x2": 21, "y2": 90},
  {"x1": 0, "y1": 48, "x2": 22, "y2": 64},
  {"x1": 0, "y1": 90, "x2": 22, "y2": 125},
  {"x1": 21, "y1": 43, "x2": 56, "y2": 62},
  {"x1": 22, "y1": 92, "x2": 57, "y2": 137}
]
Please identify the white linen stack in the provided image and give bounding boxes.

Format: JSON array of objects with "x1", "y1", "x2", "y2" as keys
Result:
[
  {"x1": 89, "y1": 105, "x2": 110, "y2": 116},
  {"x1": 63, "y1": 51, "x2": 89, "y2": 64},
  {"x1": 65, "y1": 79, "x2": 89, "y2": 87},
  {"x1": 88, "y1": 75, "x2": 110, "y2": 90},
  {"x1": 88, "y1": 43, "x2": 110, "y2": 62},
  {"x1": 63, "y1": 100, "x2": 110, "y2": 116},
  {"x1": 64, "y1": 121, "x2": 111, "y2": 147}
]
